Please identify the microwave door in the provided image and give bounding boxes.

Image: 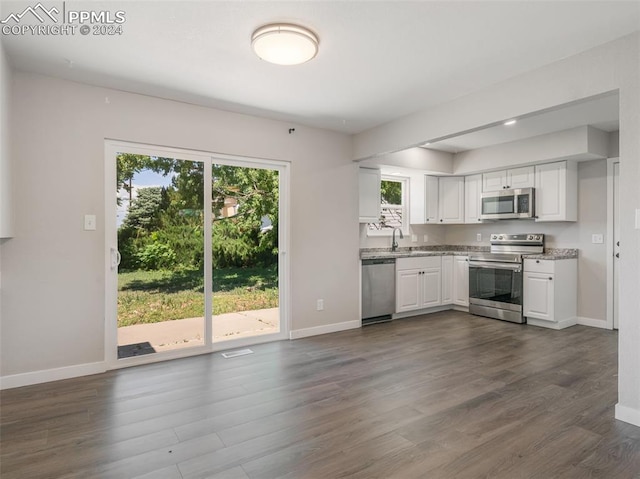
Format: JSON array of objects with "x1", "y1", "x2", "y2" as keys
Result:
[{"x1": 482, "y1": 196, "x2": 515, "y2": 219}]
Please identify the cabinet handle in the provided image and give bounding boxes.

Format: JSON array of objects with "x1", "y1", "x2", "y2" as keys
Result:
[
  {"x1": 478, "y1": 218, "x2": 481, "y2": 221},
  {"x1": 440, "y1": 219, "x2": 443, "y2": 222},
  {"x1": 549, "y1": 277, "x2": 553, "y2": 280},
  {"x1": 426, "y1": 219, "x2": 429, "y2": 222},
  {"x1": 536, "y1": 260, "x2": 540, "y2": 263},
  {"x1": 617, "y1": 241, "x2": 620, "y2": 247},
  {"x1": 616, "y1": 253, "x2": 620, "y2": 258}
]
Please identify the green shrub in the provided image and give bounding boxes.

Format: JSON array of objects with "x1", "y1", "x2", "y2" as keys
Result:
[{"x1": 136, "y1": 240, "x2": 177, "y2": 270}]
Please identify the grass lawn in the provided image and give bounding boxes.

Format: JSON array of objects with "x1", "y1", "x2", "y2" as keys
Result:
[{"x1": 118, "y1": 265, "x2": 278, "y2": 327}]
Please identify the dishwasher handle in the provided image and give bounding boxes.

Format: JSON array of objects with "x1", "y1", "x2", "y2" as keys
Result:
[{"x1": 362, "y1": 258, "x2": 396, "y2": 266}]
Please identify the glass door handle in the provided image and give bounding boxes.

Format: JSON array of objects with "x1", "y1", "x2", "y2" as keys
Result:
[{"x1": 110, "y1": 248, "x2": 121, "y2": 270}]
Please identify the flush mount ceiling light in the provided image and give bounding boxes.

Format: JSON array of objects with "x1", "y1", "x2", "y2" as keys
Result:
[{"x1": 251, "y1": 23, "x2": 319, "y2": 66}]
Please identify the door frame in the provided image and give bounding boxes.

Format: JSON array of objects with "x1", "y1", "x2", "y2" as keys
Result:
[
  {"x1": 606, "y1": 157, "x2": 620, "y2": 330},
  {"x1": 104, "y1": 139, "x2": 290, "y2": 369}
]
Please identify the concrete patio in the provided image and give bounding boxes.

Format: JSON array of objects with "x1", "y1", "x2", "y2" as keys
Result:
[{"x1": 117, "y1": 307, "x2": 280, "y2": 353}]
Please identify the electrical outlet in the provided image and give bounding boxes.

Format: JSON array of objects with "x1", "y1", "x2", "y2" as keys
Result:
[
  {"x1": 476, "y1": 233, "x2": 482, "y2": 242},
  {"x1": 423, "y1": 234, "x2": 428, "y2": 242},
  {"x1": 592, "y1": 234, "x2": 604, "y2": 244},
  {"x1": 317, "y1": 299, "x2": 324, "y2": 311},
  {"x1": 411, "y1": 234, "x2": 418, "y2": 242}
]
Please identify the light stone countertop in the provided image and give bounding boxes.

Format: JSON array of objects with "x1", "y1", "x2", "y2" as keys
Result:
[
  {"x1": 522, "y1": 248, "x2": 579, "y2": 260},
  {"x1": 360, "y1": 246, "x2": 578, "y2": 261}
]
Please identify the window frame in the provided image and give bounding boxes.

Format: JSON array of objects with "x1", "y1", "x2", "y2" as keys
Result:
[{"x1": 366, "y1": 175, "x2": 410, "y2": 237}]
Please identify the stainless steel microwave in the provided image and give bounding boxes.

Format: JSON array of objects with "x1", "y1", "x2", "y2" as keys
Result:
[{"x1": 480, "y1": 188, "x2": 535, "y2": 220}]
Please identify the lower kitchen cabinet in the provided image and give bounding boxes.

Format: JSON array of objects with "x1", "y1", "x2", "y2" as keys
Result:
[
  {"x1": 441, "y1": 256, "x2": 453, "y2": 304},
  {"x1": 396, "y1": 256, "x2": 442, "y2": 313},
  {"x1": 523, "y1": 258, "x2": 577, "y2": 329},
  {"x1": 452, "y1": 255, "x2": 469, "y2": 307}
]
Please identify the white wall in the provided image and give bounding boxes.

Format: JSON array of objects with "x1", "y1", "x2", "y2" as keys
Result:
[
  {"x1": 0, "y1": 43, "x2": 12, "y2": 238},
  {"x1": 0, "y1": 72, "x2": 358, "y2": 379},
  {"x1": 355, "y1": 32, "x2": 640, "y2": 426}
]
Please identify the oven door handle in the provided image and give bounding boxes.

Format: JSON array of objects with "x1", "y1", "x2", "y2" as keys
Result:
[{"x1": 469, "y1": 261, "x2": 522, "y2": 272}]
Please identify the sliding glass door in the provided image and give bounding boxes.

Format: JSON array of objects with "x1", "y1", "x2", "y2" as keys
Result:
[{"x1": 105, "y1": 142, "x2": 288, "y2": 366}]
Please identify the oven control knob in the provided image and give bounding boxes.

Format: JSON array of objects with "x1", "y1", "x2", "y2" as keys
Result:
[
  {"x1": 498, "y1": 235, "x2": 504, "y2": 240},
  {"x1": 527, "y1": 235, "x2": 533, "y2": 240},
  {"x1": 491, "y1": 235, "x2": 497, "y2": 240}
]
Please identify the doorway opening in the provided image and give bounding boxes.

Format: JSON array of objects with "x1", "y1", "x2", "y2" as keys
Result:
[{"x1": 105, "y1": 142, "x2": 289, "y2": 366}]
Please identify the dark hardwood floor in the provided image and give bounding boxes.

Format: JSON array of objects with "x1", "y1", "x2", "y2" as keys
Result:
[{"x1": 2, "y1": 311, "x2": 640, "y2": 478}]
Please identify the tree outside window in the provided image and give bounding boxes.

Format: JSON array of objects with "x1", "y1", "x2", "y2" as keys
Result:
[{"x1": 367, "y1": 176, "x2": 407, "y2": 234}]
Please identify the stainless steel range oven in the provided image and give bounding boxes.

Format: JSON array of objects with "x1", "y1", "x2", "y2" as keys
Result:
[{"x1": 469, "y1": 233, "x2": 544, "y2": 323}]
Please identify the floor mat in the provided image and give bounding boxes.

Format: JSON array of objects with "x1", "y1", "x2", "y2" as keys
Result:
[{"x1": 118, "y1": 341, "x2": 156, "y2": 359}]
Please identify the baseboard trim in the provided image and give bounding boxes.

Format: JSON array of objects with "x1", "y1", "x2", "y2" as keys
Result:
[
  {"x1": 0, "y1": 361, "x2": 107, "y2": 390},
  {"x1": 615, "y1": 403, "x2": 640, "y2": 427},
  {"x1": 527, "y1": 316, "x2": 577, "y2": 330},
  {"x1": 393, "y1": 305, "x2": 452, "y2": 320},
  {"x1": 452, "y1": 305, "x2": 469, "y2": 312},
  {"x1": 289, "y1": 320, "x2": 361, "y2": 340},
  {"x1": 576, "y1": 316, "x2": 609, "y2": 329}
]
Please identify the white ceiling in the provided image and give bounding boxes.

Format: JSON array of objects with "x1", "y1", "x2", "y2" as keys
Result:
[{"x1": 1, "y1": 1, "x2": 638, "y2": 136}]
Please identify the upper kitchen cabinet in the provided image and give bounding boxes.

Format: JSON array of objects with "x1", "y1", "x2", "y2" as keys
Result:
[
  {"x1": 464, "y1": 174, "x2": 482, "y2": 224},
  {"x1": 438, "y1": 176, "x2": 465, "y2": 223},
  {"x1": 420, "y1": 175, "x2": 464, "y2": 224},
  {"x1": 424, "y1": 175, "x2": 439, "y2": 223},
  {"x1": 482, "y1": 166, "x2": 534, "y2": 192},
  {"x1": 535, "y1": 161, "x2": 577, "y2": 222},
  {"x1": 358, "y1": 167, "x2": 381, "y2": 223}
]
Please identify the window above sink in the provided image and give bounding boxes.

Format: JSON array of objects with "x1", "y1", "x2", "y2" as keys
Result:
[{"x1": 367, "y1": 175, "x2": 409, "y2": 236}]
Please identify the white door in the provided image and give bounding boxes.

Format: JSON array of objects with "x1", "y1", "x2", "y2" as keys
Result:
[
  {"x1": 464, "y1": 175, "x2": 482, "y2": 224},
  {"x1": 359, "y1": 168, "x2": 381, "y2": 222},
  {"x1": 453, "y1": 256, "x2": 469, "y2": 307},
  {"x1": 441, "y1": 256, "x2": 453, "y2": 304},
  {"x1": 523, "y1": 272, "x2": 554, "y2": 322},
  {"x1": 482, "y1": 170, "x2": 507, "y2": 192},
  {"x1": 438, "y1": 177, "x2": 464, "y2": 223},
  {"x1": 535, "y1": 162, "x2": 565, "y2": 221},
  {"x1": 421, "y1": 268, "x2": 442, "y2": 308},
  {"x1": 613, "y1": 161, "x2": 620, "y2": 329},
  {"x1": 424, "y1": 175, "x2": 439, "y2": 223},
  {"x1": 507, "y1": 166, "x2": 535, "y2": 189},
  {"x1": 396, "y1": 269, "x2": 421, "y2": 312}
]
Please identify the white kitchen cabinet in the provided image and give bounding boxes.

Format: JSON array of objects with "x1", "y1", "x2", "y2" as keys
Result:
[
  {"x1": 523, "y1": 258, "x2": 577, "y2": 329},
  {"x1": 396, "y1": 256, "x2": 442, "y2": 313},
  {"x1": 452, "y1": 255, "x2": 469, "y2": 307},
  {"x1": 464, "y1": 174, "x2": 482, "y2": 224},
  {"x1": 424, "y1": 175, "x2": 439, "y2": 223},
  {"x1": 441, "y1": 255, "x2": 453, "y2": 305},
  {"x1": 482, "y1": 166, "x2": 535, "y2": 192},
  {"x1": 422, "y1": 175, "x2": 464, "y2": 224},
  {"x1": 358, "y1": 168, "x2": 381, "y2": 223},
  {"x1": 534, "y1": 161, "x2": 577, "y2": 222},
  {"x1": 396, "y1": 269, "x2": 422, "y2": 312},
  {"x1": 437, "y1": 176, "x2": 465, "y2": 224}
]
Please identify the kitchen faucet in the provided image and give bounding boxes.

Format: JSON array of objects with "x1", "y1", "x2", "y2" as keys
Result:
[{"x1": 391, "y1": 228, "x2": 404, "y2": 252}]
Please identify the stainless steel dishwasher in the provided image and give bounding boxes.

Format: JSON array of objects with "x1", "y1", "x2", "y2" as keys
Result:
[{"x1": 362, "y1": 258, "x2": 396, "y2": 324}]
